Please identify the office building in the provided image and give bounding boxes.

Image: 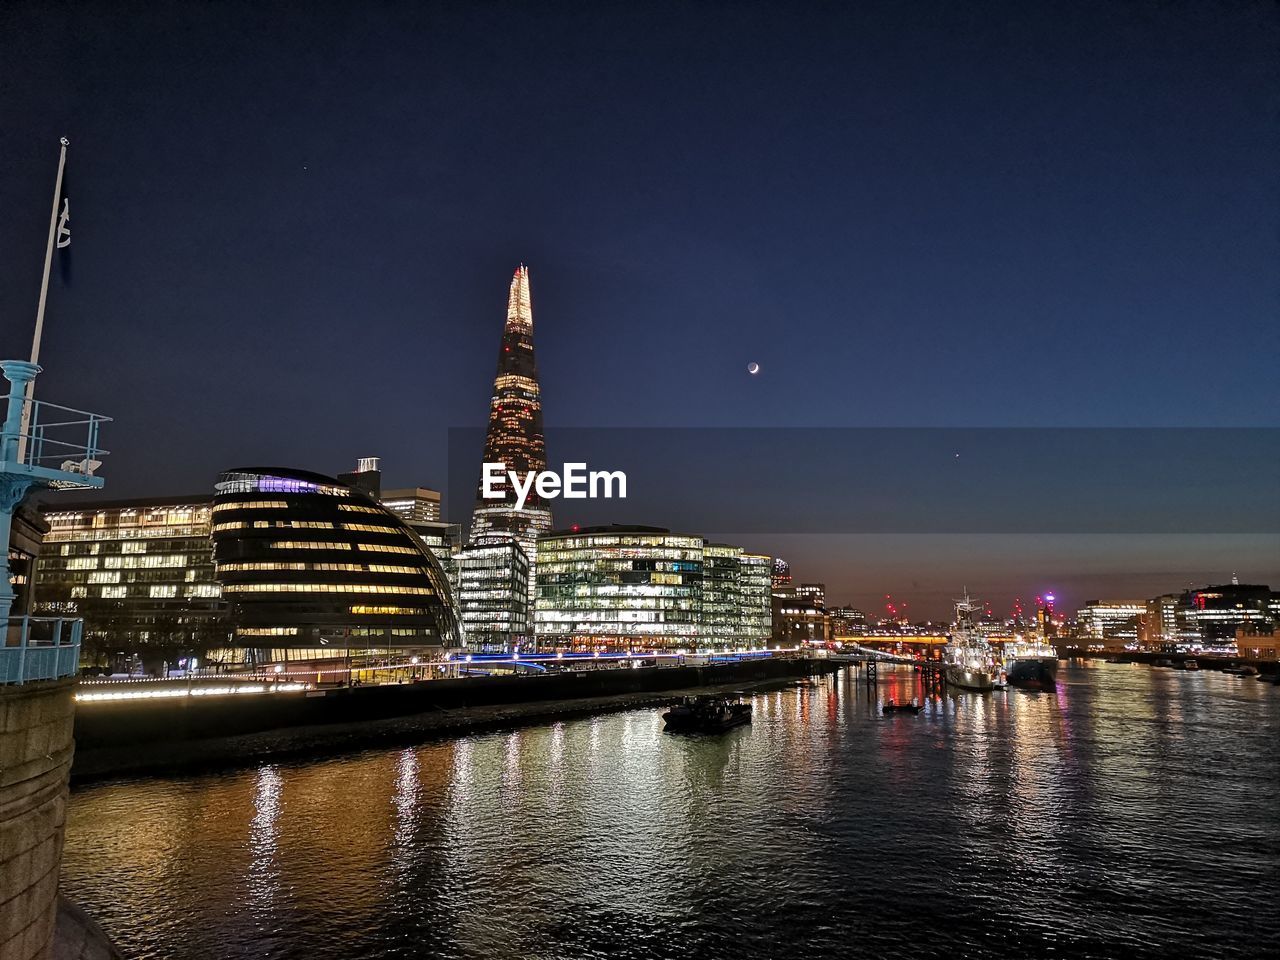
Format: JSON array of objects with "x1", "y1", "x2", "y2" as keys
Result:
[
  {"x1": 32, "y1": 496, "x2": 228, "y2": 667},
  {"x1": 381, "y1": 487, "x2": 442, "y2": 523},
  {"x1": 406, "y1": 519, "x2": 463, "y2": 593},
  {"x1": 536, "y1": 526, "x2": 702, "y2": 651},
  {"x1": 1183, "y1": 581, "x2": 1273, "y2": 650},
  {"x1": 210, "y1": 467, "x2": 461, "y2": 660},
  {"x1": 534, "y1": 525, "x2": 771, "y2": 651},
  {"x1": 740, "y1": 553, "x2": 773, "y2": 646},
  {"x1": 796, "y1": 583, "x2": 826, "y2": 609},
  {"x1": 456, "y1": 541, "x2": 530, "y2": 651},
  {"x1": 1076, "y1": 601, "x2": 1144, "y2": 647},
  {"x1": 702, "y1": 543, "x2": 743, "y2": 647},
  {"x1": 1142, "y1": 594, "x2": 1183, "y2": 649},
  {"x1": 829, "y1": 606, "x2": 867, "y2": 636},
  {"x1": 1235, "y1": 627, "x2": 1280, "y2": 660},
  {"x1": 1138, "y1": 579, "x2": 1278, "y2": 654},
  {"x1": 773, "y1": 595, "x2": 831, "y2": 647}
]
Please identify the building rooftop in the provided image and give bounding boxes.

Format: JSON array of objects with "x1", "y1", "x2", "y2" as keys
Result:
[
  {"x1": 36, "y1": 492, "x2": 210, "y2": 513},
  {"x1": 543, "y1": 524, "x2": 672, "y2": 537}
]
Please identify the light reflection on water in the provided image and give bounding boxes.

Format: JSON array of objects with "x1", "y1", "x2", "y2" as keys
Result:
[
  {"x1": 248, "y1": 766, "x2": 283, "y2": 911},
  {"x1": 61, "y1": 664, "x2": 1280, "y2": 960}
]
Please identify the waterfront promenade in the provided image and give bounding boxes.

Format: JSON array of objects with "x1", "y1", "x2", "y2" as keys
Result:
[{"x1": 70, "y1": 656, "x2": 837, "y2": 780}]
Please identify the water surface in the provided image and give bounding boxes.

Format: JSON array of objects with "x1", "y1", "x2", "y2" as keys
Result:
[{"x1": 61, "y1": 663, "x2": 1280, "y2": 959}]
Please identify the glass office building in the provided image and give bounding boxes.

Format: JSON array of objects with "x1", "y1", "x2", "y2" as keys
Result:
[
  {"x1": 740, "y1": 553, "x2": 773, "y2": 645},
  {"x1": 403, "y1": 519, "x2": 463, "y2": 599},
  {"x1": 456, "y1": 541, "x2": 529, "y2": 651},
  {"x1": 32, "y1": 496, "x2": 229, "y2": 667},
  {"x1": 534, "y1": 526, "x2": 772, "y2": 651},
  {"x1": 1075, "y1": 601, "x2": 1144, "y2": 646},
  {"x1": 702, "y1": 543, "x2": 743, "y2": 647},
  {"x1": 211, "y1": 467, "x2": 461, "y2": 660}
]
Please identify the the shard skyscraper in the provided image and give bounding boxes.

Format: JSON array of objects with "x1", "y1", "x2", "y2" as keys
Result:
[{"x1": 468, "y1": 264, "x2": 553, "y2": 557}]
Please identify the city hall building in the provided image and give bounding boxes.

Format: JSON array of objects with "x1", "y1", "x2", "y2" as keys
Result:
[
  {"x1": 533, "y1": 525, "x2": 772, "y2": 651},
  {"x1": 210, "y1": 467, "x2": 461, "y2": 660}
]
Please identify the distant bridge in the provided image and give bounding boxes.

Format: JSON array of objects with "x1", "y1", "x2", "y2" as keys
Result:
[{"x1": 827, "y1": 645, "x2": 920, "y2": 664}]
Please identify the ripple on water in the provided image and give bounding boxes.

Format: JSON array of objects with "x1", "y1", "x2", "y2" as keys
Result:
[{"x1": 60, "y1": 663, "x2": 1280, "y2": 960}]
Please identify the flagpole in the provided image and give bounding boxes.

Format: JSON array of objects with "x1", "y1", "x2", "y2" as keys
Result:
[{"x1": 16, "y1": 136, "x2": 69, "y2": 465}]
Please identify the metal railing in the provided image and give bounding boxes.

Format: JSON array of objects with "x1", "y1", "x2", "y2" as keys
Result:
[
  {"x1": 5, "y1": 395, "x2": 111, "y2": 488},
  {"x1": 1, "y1": 617, "x2": 82, "y2": 684}
]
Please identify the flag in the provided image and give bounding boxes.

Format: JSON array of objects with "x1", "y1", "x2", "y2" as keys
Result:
[
  {"x1": 56, "y1": 172, "x2": 71, "y2": 284},
  {"x1": 56, "y1": 197, "x2": 70, "y2": 248}
]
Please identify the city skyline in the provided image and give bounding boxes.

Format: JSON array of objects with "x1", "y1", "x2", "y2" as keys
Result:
[
  {"x1": 3, "y1": 6, "x2": 1277, "y2": 959},
  {"x1": 2, "y1": 1, "x2": 1277, "y2": 619},
  {"x1": 15, "y1": 255, "x2": 1280, "y2": 622}
]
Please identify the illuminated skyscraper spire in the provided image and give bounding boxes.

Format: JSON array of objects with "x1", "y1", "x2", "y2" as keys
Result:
[
  {"x1": 507, "y1": 262, "x2": 533, "y2": 329},
  {"x1": 469, "y1": 265, "x2": 552, "y2": 552}
]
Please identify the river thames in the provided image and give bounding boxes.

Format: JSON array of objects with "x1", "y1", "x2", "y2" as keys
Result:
[{"x1": 61, "y1": 662, "x2": 1279, "y2": 960}]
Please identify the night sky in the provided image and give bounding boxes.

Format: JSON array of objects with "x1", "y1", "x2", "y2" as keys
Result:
[{"x1": 2, "y1": 1, "x2": 1277, "y2": 618}]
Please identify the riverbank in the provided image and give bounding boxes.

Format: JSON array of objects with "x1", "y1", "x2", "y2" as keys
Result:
[
  {"x1": 71, "y1": 657, "x2": 837, "y2": 782},
  {"x1": 1060, "y1": 649, "x2": 1280, "y2": 676}
]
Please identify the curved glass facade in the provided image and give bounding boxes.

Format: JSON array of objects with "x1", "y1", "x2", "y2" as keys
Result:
[{"x1": 211, "y1": 468, "x2": 461, "y2": 655}]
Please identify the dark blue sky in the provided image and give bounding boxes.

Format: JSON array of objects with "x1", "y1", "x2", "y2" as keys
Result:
[{"x1": 2, "y1": 1, "x2": 1277, "y2": 616}]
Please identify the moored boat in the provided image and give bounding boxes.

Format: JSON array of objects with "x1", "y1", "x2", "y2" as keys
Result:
[
  {"x1": 943, "y1": 593, "x2": 1000, "y2": 692},
  {"x1": 1223, "y1": 664, "x2": 1258, "y2": 677},
  {"x1": 662, "y1": 695, "x2": 752, "y2": 733},
  {"x1": 944, "y1": 665, "x2": 997, "y2": 691},
  {"x1": 1004, "y1": 644, "x2": 1059, "y2": 690},
  {"x1": 882, "y1": 699, "x2": 921, "y2": 714}
]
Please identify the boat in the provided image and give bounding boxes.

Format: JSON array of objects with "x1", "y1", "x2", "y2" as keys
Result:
[
  {"x1": 943, "y1": 593, "x2": 1000, "y2": 692},
  {"x1": 882, "y1": 700, "x2": 921, "y2": 714},
  {"x1": 1223, "y1": 665, "x2": 1258, "y2": 677},
  {"x1": 1182, "y1": 659, "x2": 1200, "y2": 671},
  {"x1": 1003, "y1": 636, "x2": 1059, "y2": 690},
  {"x1": 662, "y1": 695, "x2": 752, "y2": 732}
]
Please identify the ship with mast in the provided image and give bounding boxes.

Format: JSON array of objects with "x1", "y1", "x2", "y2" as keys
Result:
[{"x1": 943, "y1": 592, "x2": 1002, "y2": 692}]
